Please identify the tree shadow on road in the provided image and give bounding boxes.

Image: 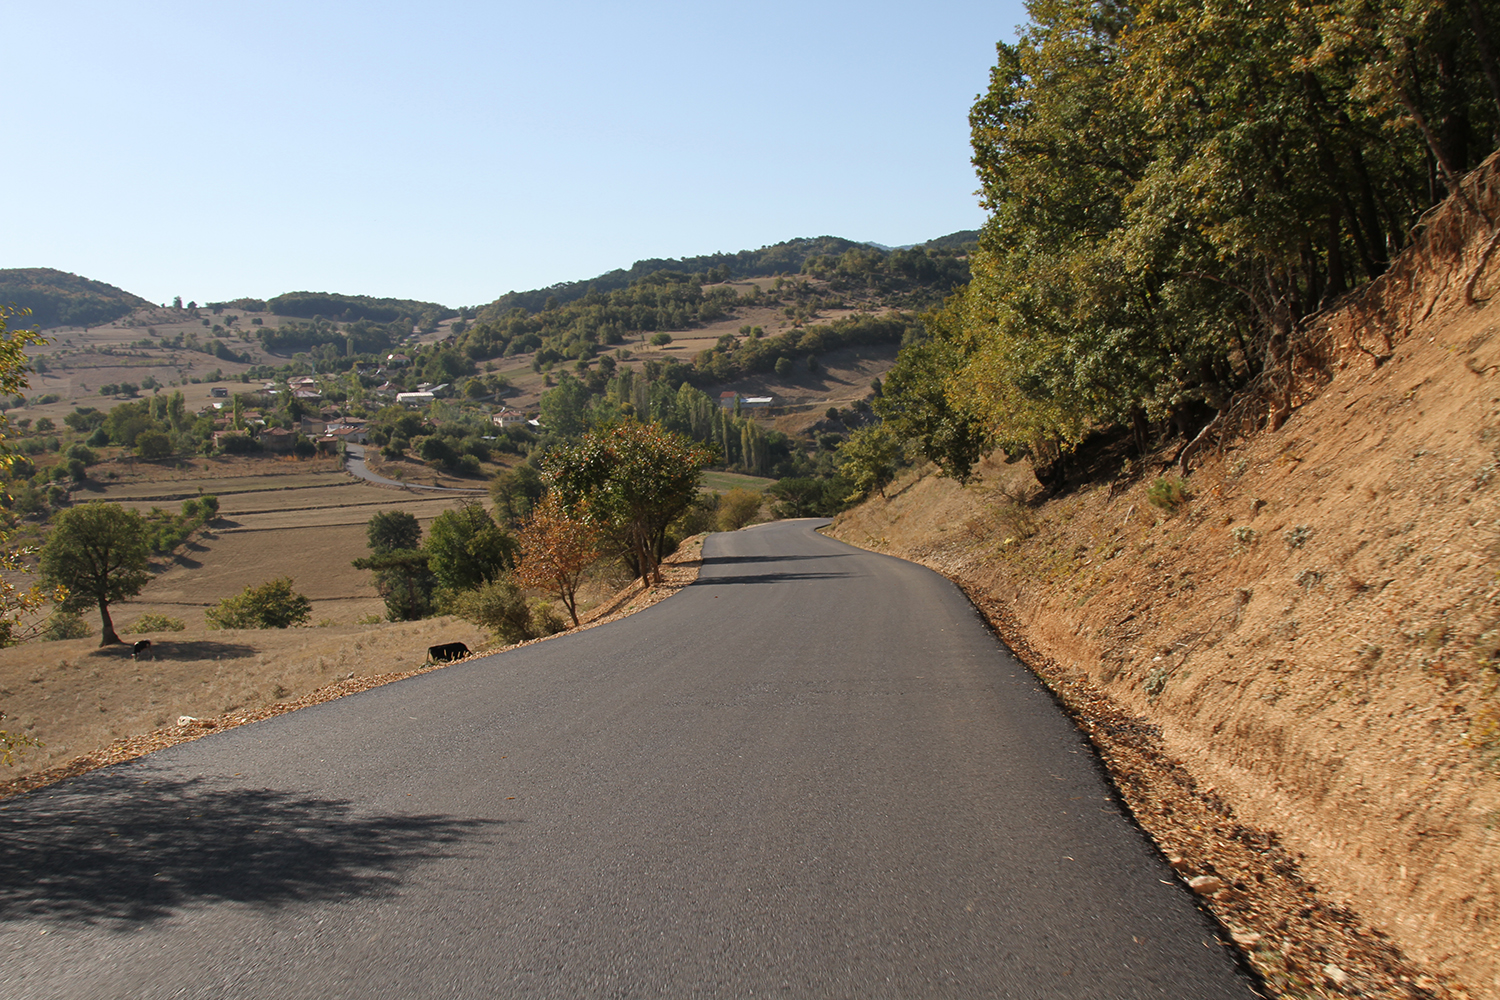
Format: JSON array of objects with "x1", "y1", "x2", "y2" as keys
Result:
[
  {"x1": 701, "y1": 553, "x2": 849, "y2": 565},
  {"x1": 0, "y1": 769, "x2": 505, "y2": 927},
  {"x1": 693, "y1": 571, "x2": 852, "y2": 586}
]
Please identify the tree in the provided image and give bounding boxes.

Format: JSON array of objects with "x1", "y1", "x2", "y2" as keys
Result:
[
  {"x1": 205, "y1": 577, "x2": 312, "y2": 629},
  {"x1": 544, "y1": 421, "x2": 713, "y2": 584},
  {"x1": 367, "y1": 510, "x2": 421, "y2": 553},
  {"x1": 717, "y1": 488, "x2": 763, "y2": 531},
  {"x1": 837, "y1": 425, "x2": 902, "y2": 500},
  {"x1": 425, "y1": 500, "x2": 518, "y2": 592},
  {"x1": 135, "y1": 429, "x2": 172, "y2": 460},
  {"x1": 490, "y1": 464, "x2": 546, "y2": 527},
  {"x1": 354, "y1": 511, "x2": 433, "y2": 620},
  {"x1": 517, "y1": 495, "x2": 599, "y2": 626},
  {"x1": 38, "y1": 502, "x2": 152, "y2": 646}
]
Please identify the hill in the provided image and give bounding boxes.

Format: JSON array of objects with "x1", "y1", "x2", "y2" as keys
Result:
[
  {"x1": 478, "y1": 232, "x2": 977, "y2": 316},
  {"x1": 0, "y1": 268, "x2": 150, "y2": 328},
  {"x1": 830, "y1": 157, "x2": 1500, "y2": 998}
]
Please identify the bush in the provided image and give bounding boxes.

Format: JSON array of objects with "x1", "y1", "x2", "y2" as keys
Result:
[
  {"x1": 1146, "y1": 476, "x2": 1190, "y2": 511},
  {"x1": 43, "y1": 611, "x2": 92, "y2": 641},
  {"x1": 125, "y1": 614, "x2": 185, "y2": 633},
  {"x1": 206, "y1": 577, "x2": 312, "y2": 629},
  {"x1": 717, "y1": 488, "x2": 762, "y2": 531},
  {"x1": 449, "y1": 578, "x2": 563, "y2": 644}
]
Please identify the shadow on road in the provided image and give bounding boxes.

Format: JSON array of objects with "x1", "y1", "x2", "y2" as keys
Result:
[
  {"x1": 694, "y1": 571, "x2": 852, "y2": 586},
  {"x1": 0, "y1": 771, "x2": 504, "y2": 927},
  {"x1": 701, "y1": 553, "x2": 848, "y2": 566}
]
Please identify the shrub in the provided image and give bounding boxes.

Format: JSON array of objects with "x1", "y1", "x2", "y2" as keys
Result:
[
  {"x1": 449, "y1": 578, "x2": 559, "y2": 645},
  {"x1": 717, "y1": 488, "x2": 762, "y2": 531},
  {"x1": 206, "y1": 577, "x2": 312, "y2": 629},
  {"x1": 1146, "y1": 476, "x2": 1190, "y2": 511},
  {"x1": 125, "y1": 614, "x2": 185, "y2": 633},
  {"x1": 43, "y1": 611, "x2": 92, "y2": 641}
]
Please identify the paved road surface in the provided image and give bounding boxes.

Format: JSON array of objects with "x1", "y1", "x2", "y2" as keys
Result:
[
  {"x1": 342, "y1": 444, "x2": 486, "y2": 492},
  {"x1": 0, "y1": 520, "x2": 1258, "y2": 999}
]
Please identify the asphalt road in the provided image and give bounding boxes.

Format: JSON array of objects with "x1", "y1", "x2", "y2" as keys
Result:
[{"x1": 0, "y1": 520, "x2": 1258, "y2": 999}]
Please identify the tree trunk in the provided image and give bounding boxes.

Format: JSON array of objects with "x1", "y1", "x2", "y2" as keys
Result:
[{"x1": 97, "y1": 597, "x2": 121, "y2": 646}]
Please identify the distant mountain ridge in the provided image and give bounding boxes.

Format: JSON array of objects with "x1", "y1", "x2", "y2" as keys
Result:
[
  {"x1": 0, "y1": 268, "x2": 150, "y2": 328},
  {"x1": 4, "y1": 230, "x2": 980, "y2": 328},
  {"x1": 482, "y1": 231, "x2": 979, "y2": 315}
]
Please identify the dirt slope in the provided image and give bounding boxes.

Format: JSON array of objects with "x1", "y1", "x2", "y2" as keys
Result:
[{"x1": 830, "y1": 160, "x2": 1500, "y2": 998}]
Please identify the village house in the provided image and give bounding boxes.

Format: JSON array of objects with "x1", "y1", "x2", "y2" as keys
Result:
[{"x1": 492, "y1": 408, "x2": 526, "y2": 428}]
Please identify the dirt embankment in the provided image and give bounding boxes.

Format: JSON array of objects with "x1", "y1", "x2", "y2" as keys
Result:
[{"x1": 830, "y1": 161, "x2": 1500, "y2": 998}]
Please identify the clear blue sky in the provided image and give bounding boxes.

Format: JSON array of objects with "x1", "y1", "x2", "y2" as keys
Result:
[{"x1": 6, "y1": 1, "x2": 1028, "y2": 308}]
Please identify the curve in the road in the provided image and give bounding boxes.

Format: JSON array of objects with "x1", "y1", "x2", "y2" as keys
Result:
[
  {"x1": 342, "y1": 443, "x2": 486, "y2": 492},
  {"x1": 0, "y1": 520, "x2": 1259, "y2": 1000}
]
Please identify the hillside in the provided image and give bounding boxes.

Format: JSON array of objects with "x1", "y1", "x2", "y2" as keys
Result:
[
  {"x1": 478, "y1": 231, "x2": 977, "y2": 315},
  {"x1": 830, "y1": 160, "x2": 1500, "y2": 997},
  {"x1": 0, "y1": 268, "x2": 150, "y2": 329}
]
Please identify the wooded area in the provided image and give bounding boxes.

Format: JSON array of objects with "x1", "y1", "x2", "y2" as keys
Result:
[{"x1": 885, "y1": 0, "x2": 1500, "y2": 490}]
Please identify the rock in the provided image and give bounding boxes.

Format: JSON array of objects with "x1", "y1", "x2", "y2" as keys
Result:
[
  {"x1": 1230, "y1": 929, "x2": 1262, "y2": 948},
  {"x1": 1323, "y1": 964, "x2": 1349, "y2": 986},
  {"x1": 1188, "y1": 875, "x2": 1225, "y2": 895},
  {"x1": 1168, "y1": 855, "x2": 1193, "y2": 872},
  {"x1": 176, "y1": 716, "x2": 198, "y2": 727}
]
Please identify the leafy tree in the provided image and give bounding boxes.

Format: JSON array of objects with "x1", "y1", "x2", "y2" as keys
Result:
[
  {"x1": 367, "y1": 510, "x2": 421, "y2": 553},
  {"x1": 38, "y1": 502, "x2": 152, "y2": 646},
  {"x1": 716, "y1": 488, "x2": 763, "y2": 531},
  {"x1": 836, "y1": 425, "x2": 902, "y2": 500},
  {"x1": 875, "y1": 294, "x2": 988, "y2": 483},
  {"x1": 425, "y1": 500, "x2": 518, "y2": 592},
  {"x1": 205, "y1": 577, "x2": 312, "y2": 629},
  {"x1": 764, "y1": 476, "x2": 853, "y2": 519},
  {"x1": 135, "y1": 429, "x2": 173, "y2": 460},
  {"x1": 354, "y1": 511, "x2": 433, "y2": 620},
  {"x1": 544, "y1": 421, "x2": 713, "y2": 584},
  {"x1": 516, "y1": 495, "x2": 599, "y2": 626},
  {"x1": 538, "y1": 373, "x2": 592, "y2": 437},
  {"x1": 490, "y1": 464, "x2": 546, "y2": 528}
]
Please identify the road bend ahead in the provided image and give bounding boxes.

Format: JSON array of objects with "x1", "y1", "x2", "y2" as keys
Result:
[{"x1": 0, "y1": 520, "x2": 1258, "y2": 999}]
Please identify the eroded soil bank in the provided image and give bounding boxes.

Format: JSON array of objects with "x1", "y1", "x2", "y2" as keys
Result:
[{"x1": 831, "y1": 166, "x2": 1500, "y2": 998}]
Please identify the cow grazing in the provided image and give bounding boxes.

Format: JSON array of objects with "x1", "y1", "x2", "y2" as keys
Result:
[
  {"x1": 427, "y1": 641, "x2": 469, "y2": 664},
  {"x1": 132, "y1": 639, "x2": 152, "y2": 658}
]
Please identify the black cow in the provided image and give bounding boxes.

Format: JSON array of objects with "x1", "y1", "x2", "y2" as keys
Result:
[
  {"x1": 427, "y1": 641, "x2": 469, "y2": 664},
  {"x1": 132, "y1": 639, "x2": 152, "y2": 658}
]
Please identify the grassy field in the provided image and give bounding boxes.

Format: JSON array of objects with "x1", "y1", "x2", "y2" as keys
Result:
[{"x1": 700, "y1": 471, "x2": 776, "y2": 493}]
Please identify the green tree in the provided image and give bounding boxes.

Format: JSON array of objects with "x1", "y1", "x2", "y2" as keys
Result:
[
  {"x1": 836, "y1": 425, "x2": 902, "y2": 500},
  {"x1": 135, "y1": 429, "x2": 173, "y2": 460},
  {"x1": 354, "y1": 511, "x2": 433, "y2": 620},
  {"x1": 544, "y1": 421, "x2": 714, "y2": 584},
  {"x1": 490, "y1": 464, "x2": 546, "y2": 528},
  {"x1": 538, "y1": 373, "x2": 592, "y2": 437},
  {"x1": 367, "y1": 510, "x2": 421, "y2": 553},
  {"x1": 38, "y1": 502, "x2": 152, "y2": 646},
  {"x1": 205, "y1": 577, "x2": 312, "y2": 629},
  {"x1": 425, "y1": 500, "x2": 518, "y2": 592}
]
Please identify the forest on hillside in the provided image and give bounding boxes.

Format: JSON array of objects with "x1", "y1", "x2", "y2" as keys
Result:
[
  {"x1": 869, "y1": 0, "x2": 1500, "y2": 493},
  {"x1": 0, "y1": 269, "x2": 149, "y2": 329}
]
